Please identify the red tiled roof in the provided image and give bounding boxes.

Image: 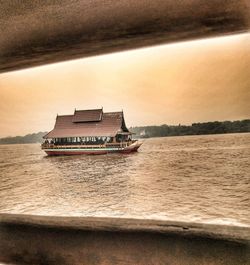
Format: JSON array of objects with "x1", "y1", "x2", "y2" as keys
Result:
[
  {"x1": 44, "y1": 110, "x2": 129, "y2": 138},
  {"x1": 72, "y1": 108, "x2": 103, "y2": 122}
]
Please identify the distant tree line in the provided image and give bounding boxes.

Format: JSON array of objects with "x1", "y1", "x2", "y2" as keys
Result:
[
  {"x1": 130, "y1": 119, "x2": 250, "y2": 138},
  {"x1": 0, "y1": 132, "x2": 47, "y2": 145},
  {"x1": 1, "y1": 119, "x2": 249, "y2": 144}
]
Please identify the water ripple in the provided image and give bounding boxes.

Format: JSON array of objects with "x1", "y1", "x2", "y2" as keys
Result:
[{"x1": 0, "y1": 133, "x2": 249, "y2": 227}]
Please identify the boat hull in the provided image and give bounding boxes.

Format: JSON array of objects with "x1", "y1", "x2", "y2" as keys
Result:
[{"x1": 43, "y1": 142, "x2": 142, "y2": 156}]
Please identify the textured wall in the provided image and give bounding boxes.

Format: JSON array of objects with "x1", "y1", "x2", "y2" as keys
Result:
[
  {"x1": 0, "y1": 214, "x2": 249, "y2": 265},
  {"x1": 1, "y1": 0, "x2": 249, "y2": 72}
]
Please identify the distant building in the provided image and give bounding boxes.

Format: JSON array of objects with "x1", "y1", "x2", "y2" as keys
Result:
[{"x1": 140, "y1": 130, "x2": 146, "y2": 137}]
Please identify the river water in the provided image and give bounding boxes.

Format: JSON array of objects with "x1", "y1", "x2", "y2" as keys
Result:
[{"x1": 0, "y1": 133, "x2": 249, "y2": 226}]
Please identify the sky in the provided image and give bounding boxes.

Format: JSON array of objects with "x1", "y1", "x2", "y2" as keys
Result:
[{"x1": 0, "y1": 33, "x2": 249, "y2": 138}]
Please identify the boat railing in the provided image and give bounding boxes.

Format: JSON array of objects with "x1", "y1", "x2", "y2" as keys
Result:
[
  {"x1": 41, "y1": 140, "x2": 137, "y2": 149},
  {"x1": 42, "y1": 143, "x2": 107, "y2": 149}
]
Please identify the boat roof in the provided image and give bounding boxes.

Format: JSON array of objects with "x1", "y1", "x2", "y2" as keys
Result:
[
  {"x1": 72, "y1": 108, "x2": 103, "y2": 123},
  {"x1": 44, "y1": 109, "x2": 130, "y2": 138}
]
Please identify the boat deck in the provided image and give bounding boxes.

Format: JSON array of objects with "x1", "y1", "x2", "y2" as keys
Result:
[{"x1": 41, "y1": 140, "x2": 137, "y2": 150}]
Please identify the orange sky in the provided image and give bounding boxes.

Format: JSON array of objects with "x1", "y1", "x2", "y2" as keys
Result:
[{"x1": 0, "y1": 33, "x2": 249, "y2": 138}]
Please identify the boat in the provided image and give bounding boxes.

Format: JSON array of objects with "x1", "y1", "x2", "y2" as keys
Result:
[{"x1": 41, "y1": 108, "x2": 142, "y2": 155}]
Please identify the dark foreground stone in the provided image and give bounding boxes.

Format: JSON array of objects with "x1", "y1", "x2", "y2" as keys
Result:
[
  {"x1": 0, "y1": 214, "x2": 249, "y2": 265},
  {"x1": 1, "y1": 0, "x2": 250, "y2": 73}
]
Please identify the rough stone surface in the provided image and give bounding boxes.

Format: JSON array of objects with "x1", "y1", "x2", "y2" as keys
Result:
[
  {"x1": 1, "y1": 0, "x2": 249, "y2": 72},
  {"x1": 0, "y1": 214, "x2": 249, "y2": 265}
]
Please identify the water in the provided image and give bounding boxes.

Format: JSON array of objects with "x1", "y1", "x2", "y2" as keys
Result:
[{"x1": 0, "y1": 133, "x2": 249, "y2": 227}]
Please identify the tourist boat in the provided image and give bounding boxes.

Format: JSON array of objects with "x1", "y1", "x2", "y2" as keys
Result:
[{"x1": 41, "y1": 108, "x2": 142, "y2": 155}]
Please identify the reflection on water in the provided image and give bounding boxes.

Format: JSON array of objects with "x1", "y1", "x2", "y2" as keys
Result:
[{"x1": 0, "y1": 133, "x2": 249, "y2": 226}]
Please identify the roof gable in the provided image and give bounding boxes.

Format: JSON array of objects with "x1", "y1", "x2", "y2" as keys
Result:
[{"x1": 72, "y1": 108, "x2": 103, "y2": 123}]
